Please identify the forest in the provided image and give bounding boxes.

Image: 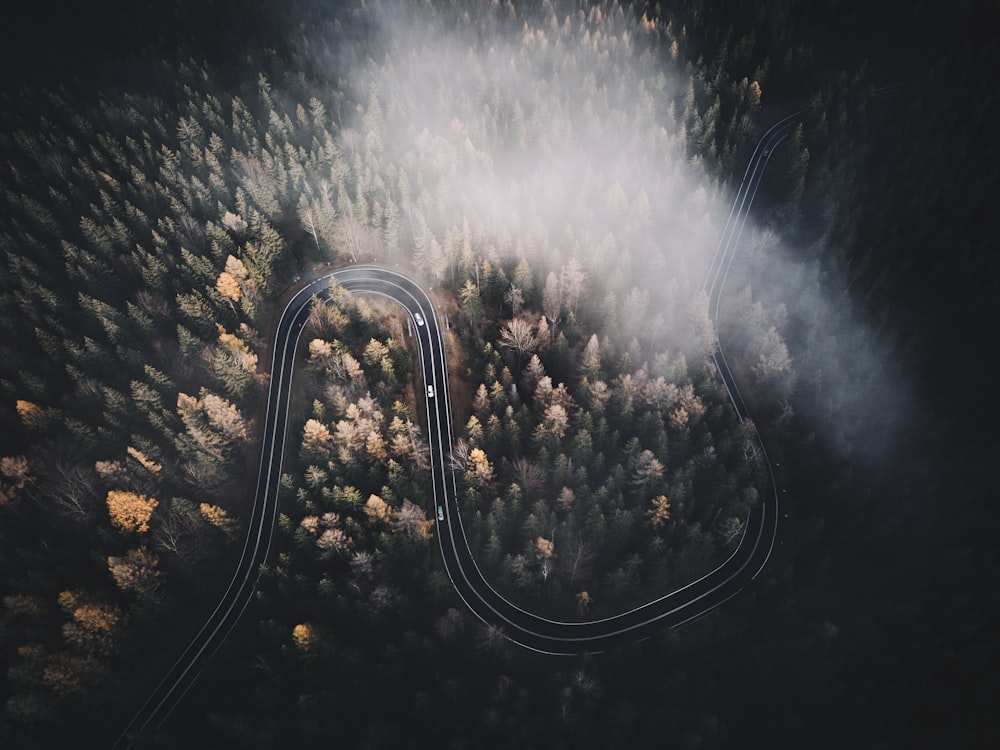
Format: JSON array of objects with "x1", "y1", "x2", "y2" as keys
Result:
[{"x1": 1, "y1": 0, "x2": 997, "y2": 748}]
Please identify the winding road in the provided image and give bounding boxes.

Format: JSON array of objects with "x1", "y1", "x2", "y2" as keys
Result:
[{"x1": 113, "y1": 114, "x2": 800, "y2": 747}]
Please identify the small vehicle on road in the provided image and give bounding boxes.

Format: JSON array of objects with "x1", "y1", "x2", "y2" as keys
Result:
[
  {"x1": 427, "y1": 385, "x2": 435, "y2": 398},
  {"x1": 414, "y1": 312, "x2": 425, "y2": 326},
  {"x1": 437, "y1": 505, "x2": 445, "y2": 521}
]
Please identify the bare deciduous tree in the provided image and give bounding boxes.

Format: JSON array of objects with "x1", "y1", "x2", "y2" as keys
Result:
[
  {"x1": 560, "y1": 537, "x2": 595, "y2": 585},
  {"x1": 448, "y1": 438, "x2": 471, "y2": 472},
  {"x1": 35, "y1": 458, "x2": 98, "y2": 524},
  {"x1": 153, "y1": 499, "x2": 201, "y2": 560},
  {"x1": 498, "y1": 318, "x2": 538, "y2": 368},
  {"x1": 508, "y1": 457, "x2": 545, "y2": 496}
]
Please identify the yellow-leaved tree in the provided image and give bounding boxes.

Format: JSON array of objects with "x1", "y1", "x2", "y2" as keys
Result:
[
  {"x1": 363, "y1": 494, "x2": 391, "y2": 524},
  {"x1": 107, "y1": 547, "x2": 162, "y2": 602},
  {"x1": 216, "y1": 254, "x2": 254, "y2": 305},
  {"x1": 126, "y1": 446, "x2": 162, "y2": 475},
  {"x1": 199, "y1": 503, "x2": 237, "y2": 536},
  {"x1": 302, "y1": 418, "x2": 333, "y2": 460},
  {"x1": 646, "y1": 495, "x2": 672, "y2": 529},
  {"x1": 60, "y1": 598, "x2": 124, "y2": 656},
  {"x1": 0, "y1": 455, "x2": 30, "y2": 505},
  {"x1": 217, "y1": 324, "x2": 258, "y2": 373},
  {"x1": 535, "y1": 536, "x2": 555, "y2": 581},
  {"x1": 292, "y1": 623, "x2": 316, "y2": 651},
  {"x1": 216, "y1": 270, "x2": 242, "y2": 301},
  {"x1": 466, "y1": 448, "x2": 494, "y2": 487},
  {"x1": 106, "y1": 490, "x2": 158, "y2": 533},
  {"x1": 15, "y1": 400, "x2": 48, "y2": 430}
]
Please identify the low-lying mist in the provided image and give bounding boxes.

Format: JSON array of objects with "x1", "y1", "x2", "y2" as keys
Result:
[
  {"x1": 725, "y1": 225, "x2": 908, "y2": 465},
  {"x1": 308, "y1": 0, "x2": 901, "y2": 461},
  {"x1": 330, "y1": 1, "x2": 725, "y2": 312}
]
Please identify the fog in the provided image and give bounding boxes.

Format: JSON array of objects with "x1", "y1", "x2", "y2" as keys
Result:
[
  {"x1": 727, "y1": 226, "x2": 908, "y2": 465},
  {"x1": 328, "y1": 2, "x2": 723, "y2": 302},
  {"x1": 302, "y1": 0, "x2": 901, "y2": 461}
]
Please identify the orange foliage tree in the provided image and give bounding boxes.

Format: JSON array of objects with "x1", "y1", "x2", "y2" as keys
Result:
[{"x1": 106, "y1": 490, "x2": 158, "y2": 533}]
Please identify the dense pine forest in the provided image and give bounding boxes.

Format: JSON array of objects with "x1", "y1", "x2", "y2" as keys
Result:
[{"x1": 1, "y1": 0, "x2": 997, "y2": 748}]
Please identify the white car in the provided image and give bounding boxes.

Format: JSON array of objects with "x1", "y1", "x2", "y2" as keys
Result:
[
  {"x1": 437, "y1": 505, "x2": 445, "y2": 521},
  {"x1": 414, "y1": 312, "x2": 425, "y2": 326},
  {"x1": 427, "y1": 385, "x2": 435, "y2": 398}
]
